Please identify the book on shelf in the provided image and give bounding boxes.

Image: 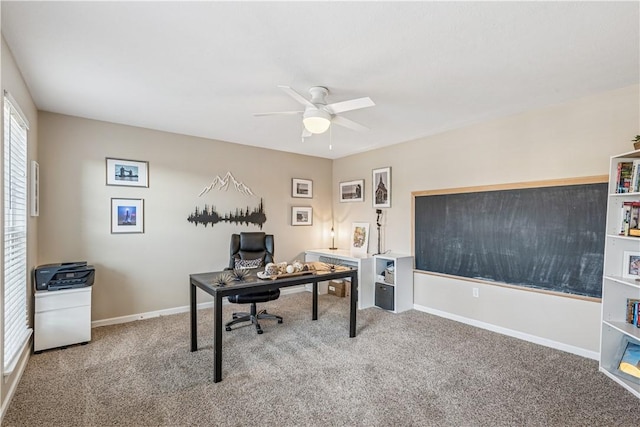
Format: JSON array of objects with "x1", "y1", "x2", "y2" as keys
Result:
[
  {"x1": 619, "y1": 201, "x2": 640, "y2": 236},
  {"x1": 627, "y1": 299, "x2": 640, "y2": 324},
  {"x1": 617, "y1": 340, "x2": 640, "y2": 381},
  {"x1": 631, "y1": 159, "x2": 640, "y2": 193},
  {"x1": 617, "y1": 161, "x2": 634, "y2": 193}
]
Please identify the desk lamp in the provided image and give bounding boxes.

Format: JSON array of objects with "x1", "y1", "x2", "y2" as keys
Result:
[{"x1": 329, "y1": 227, "x2": 337, "y2": 250}]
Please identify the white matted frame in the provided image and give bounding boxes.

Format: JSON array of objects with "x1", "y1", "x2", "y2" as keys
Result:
[
  {"x1": 30, "y1": 160, "x2": 39, "y2": 217},
  {"x1": 292, "y1": 178, "x2": 313, "y2": 198},
  {"x1": 292, "y1": 206, "x2": 312, "y2": 226},
  {"x1": 351, "y1": 222, "x2": 370, "y2": 254},
  {"x1": 372, "y1": 167, "x2": 391, "y2": 208},
  {"x1": 111, "y1": 198, "x2": 144, "y2": 234},
  {"x1": 622, "y1": 251, "x2": 640, "y2": 280},
  {"x1": 106, "y1": 158, "x2": 149, "y2": 187},
  {"x1": 339, "y1": 179, "x2": 364, "y2": 203}
]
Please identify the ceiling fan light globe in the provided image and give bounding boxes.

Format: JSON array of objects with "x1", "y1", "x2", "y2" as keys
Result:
[{"x1": 303, "y1": 109, "x2": 331, "y2": 134}]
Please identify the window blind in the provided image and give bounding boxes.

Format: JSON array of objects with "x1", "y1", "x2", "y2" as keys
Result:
[{"x1": 3, "y1": 94, "x2": 31, "y2": 374}]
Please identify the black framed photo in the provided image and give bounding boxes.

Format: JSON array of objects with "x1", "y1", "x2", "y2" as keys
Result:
[
  {"x1": 111, "y1": 198, "x2": 144, "y2": 234},
  {"x1": 372, "y1": 167, "x2": 391, "y2": 208},
  {"x1": 292, "y1": 178, "x2": 313, "y2": 198},
  {"x1": 292, "y1": 206, "x2": 312, "y2": 226},
  {"x1": 339, "y1": 179, "x2": 364, "y2": 203},
  {"x1": 106, "y1": 158, "x2": 149, "y2": 187}
]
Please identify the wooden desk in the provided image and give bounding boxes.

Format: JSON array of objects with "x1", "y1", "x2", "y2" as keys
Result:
[{"x1": 190, "y1": 268, "x2": 359, "y2": 382}]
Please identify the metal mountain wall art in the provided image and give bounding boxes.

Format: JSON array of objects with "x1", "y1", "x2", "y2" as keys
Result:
[{"x1": 188, "y1": 171, "x2": 266, "y2": 229}]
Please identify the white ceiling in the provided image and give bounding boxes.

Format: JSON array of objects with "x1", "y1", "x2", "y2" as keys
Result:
[{"x1": 2, "y1": 1, "x2": 638, "y2": 159}]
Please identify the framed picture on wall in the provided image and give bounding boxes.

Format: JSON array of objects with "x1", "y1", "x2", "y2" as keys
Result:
[
  {"x1": 292, "y1": 178, "x2": 313, "y2": 198},
  {"x1": 339, "y1": 179, "x2": 364, "y2": 203},
  {"x1": 351, "y1": 222, "x2": 370, "y2": 254},
  {"x1": 106, "y1": 158, "x2": 149, "y2": 187},
  {"x1": 622, "y1": 251, "x2": 640, "y2": 280},
  {"x1": 291, "y1": 206, "x2": 312, "y2": 226},
  {"x1": 372, "y1": 167, "x2": 391, "y2": 208},
  {"x1": 111, "y1": 198, "x2": 144, "y2": 234}
]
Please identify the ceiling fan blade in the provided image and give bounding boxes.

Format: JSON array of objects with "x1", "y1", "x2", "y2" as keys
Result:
[
  {"x1": 332, "y1": 115, "x2": 370, "y2": 132},
  {"x1": 278, "y1": 85, "x2": 315, "y2": 109},
  {"x1": 324, "y1": 97, "x2": 375, "y2": 114},
  {"x1": 253, "y1": 111, "x2": 303, "y2": 117},
  {"x1": 301, "y1": 128, "x2": 312, "y2": 138}
]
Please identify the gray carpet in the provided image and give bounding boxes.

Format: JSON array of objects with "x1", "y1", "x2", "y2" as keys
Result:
[{"x1": 4, "y1": 292, "x2": 640, "y2": 426}]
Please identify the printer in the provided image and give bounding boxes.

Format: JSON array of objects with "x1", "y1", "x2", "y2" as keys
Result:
[{"x1": 34, "y1": 261, "x2": 95, "y2": 291}]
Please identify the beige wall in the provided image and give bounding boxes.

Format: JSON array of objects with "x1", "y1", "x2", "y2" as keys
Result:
[
  {"x1": 1, "y1": 36, "x2": 39, "y2": 415},
  {"x1": 37, "y1": 113, "x2": 332, "y2": 320},
  {"x1": 333, "y1": 84, "x2": 640, "y2": 355}
]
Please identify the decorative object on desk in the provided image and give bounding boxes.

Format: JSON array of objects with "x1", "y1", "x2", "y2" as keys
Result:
[
  {"x1": 632, "y1": 135, "x2": 640, "y2": 150},
  {"x1": 616, "y1": 339, "x2": 640, "y2": 381},
  {"x1": 111, "y1": 198, "x2": 144, "y2": 234},
  {"x1": 339, "y1": 179, "x2": 364, "y2": 202},
  {"x1": 351, "y1": 222, "x2": 370, "y2": 254},
  {"x1": 292, "y1": 178, "x2": 313, "y2": 198},
  {"x1": 264, "y1": 263, "x2": 279, "y2": 275},
  {"x1": 187, "y1": 198, "x2": 266, "y2": 229},
  {"x1": 372, "y1": 167, "x2": 391, "y2": 208},
  {"x1": 292, "y1": 260, "x2": 305, "y2": 272},
  {"x1": 622, "y1": 251, "x2": 640, "y2": 280},
  {"x1": 329, "y1": 226, "x2": 337, "y2": 250},
  {"x1": 198, "y1": 171, "x2": 254, "y2": 197},
  {"x1": 291, "y1": 206, "x2": 312, "y2": 226},
  {"x1": 106, "y1": 158, "x2": 149, "y2": 187},
  {"x1": 231, "y1": 268, "x2": 251, "y2": 281},
  {"x1": 213, "y1": 272, "x2": 234, "y2": 287},
  {"x1": 374, "y1": 209, "x2": 383, "y2": 254},
  {"x1": 30, "y1": 160, "x2": 39, "y2": 217}
]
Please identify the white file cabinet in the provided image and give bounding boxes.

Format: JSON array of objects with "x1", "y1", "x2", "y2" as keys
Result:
[{"x1": 34, "y1": 287, "x2": 92, "y2": 352}]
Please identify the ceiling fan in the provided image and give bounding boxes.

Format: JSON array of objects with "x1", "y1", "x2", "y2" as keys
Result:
[{"x1": 254, "y1": 86, "x2": 375, "y2": 138}]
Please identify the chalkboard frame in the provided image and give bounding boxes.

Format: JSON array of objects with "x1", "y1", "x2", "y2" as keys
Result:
[{"x1": 411, "y1": 175, "x2": 608, "y2": 302}]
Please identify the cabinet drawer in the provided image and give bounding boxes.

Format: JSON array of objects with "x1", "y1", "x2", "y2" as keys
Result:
[
  {"x1": 35, "y1": 287, "x2": 92, "y2": 312},
  {"x1": 375, "y1": 282, "x2": 394, "y2": 311}
]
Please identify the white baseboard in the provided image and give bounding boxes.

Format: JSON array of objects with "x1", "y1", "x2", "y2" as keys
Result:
[
  {"x1": 413, "y1": 303, "x2": 599, "y2": 360},
  {"x1": 92, "y1": 285, "x2": 306, "y2": 328}
]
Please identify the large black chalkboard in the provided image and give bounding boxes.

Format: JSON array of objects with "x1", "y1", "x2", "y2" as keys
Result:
[{"x1": 414, "y1": 181, "x2": 608, "y2": 298}]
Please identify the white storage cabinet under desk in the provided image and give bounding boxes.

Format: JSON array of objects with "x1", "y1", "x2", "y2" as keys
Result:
[
  {"x1": 305, "y1": 249, "x2": 375, "y2": 310},
  {"x1": 34, "y1": 287, "x2": 92, "y2": 352}
]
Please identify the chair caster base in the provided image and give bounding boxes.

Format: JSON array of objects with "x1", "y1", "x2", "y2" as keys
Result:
[
  {"x1": 257, "y1": 329, "x2": 263, "y2": 335},
  {"x1": 278, "y1": 319, "x2": 283, "y2": 324},
  {"x1": 225, "y1": 326, "x2": 232, "y2": 331}
]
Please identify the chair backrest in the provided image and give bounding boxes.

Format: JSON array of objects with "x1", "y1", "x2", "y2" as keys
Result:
[{"x1": 228, "y1": 232, "x2": 274, "y2": 270}]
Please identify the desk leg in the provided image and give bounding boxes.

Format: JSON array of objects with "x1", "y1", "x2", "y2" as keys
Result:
[
  {"x1": 312, "y1": 281, "x2": 318, "y2": 320},
  {"x1": 190, "y1": 282, "x2": 197, "y2": 351},
  {"x1": 350, "y1": 273, "x2": 358, "y2": 338},
  {"x1": 213, "y1": 293, "x2": 223, "y2": 382}
]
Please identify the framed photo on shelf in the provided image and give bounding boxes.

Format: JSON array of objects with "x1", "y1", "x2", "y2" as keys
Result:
[
  {"x1": 622, "y1": 251, "x2": 640, "y2": 280},
  {"x1": 372, "y1": 167, "x2": 391, "y2": 208},
  {"x1": 339, "y1": 179, "x2": 364, "y2": 203},
  {"x1": 106, "y1": 158, "x2": 149, "y2": 187},
  {"x1": 111, "y1": 198, "x2": 144, "y2": 234},
  {"x1": 292, "y1": 178, "x2": 313, "y2": 198},
  {"x1": 350, "y1": 222, "x2": 370, "y2": 254},
  {"x1": 291, "y1": 206, "x2": 312, "y2": 226}
]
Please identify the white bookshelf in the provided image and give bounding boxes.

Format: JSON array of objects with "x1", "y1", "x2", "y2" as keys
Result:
[
  {"x1": 373, "y1": 253, "x2": 414, "y2": 313},
  {"x1": 599, "y1": 148, "x2": 640, "y2": 399}
]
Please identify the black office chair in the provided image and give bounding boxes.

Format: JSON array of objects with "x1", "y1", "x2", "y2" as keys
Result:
[{"x1": 225, "y1": 232, "x2": 283, "y2": 334}]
